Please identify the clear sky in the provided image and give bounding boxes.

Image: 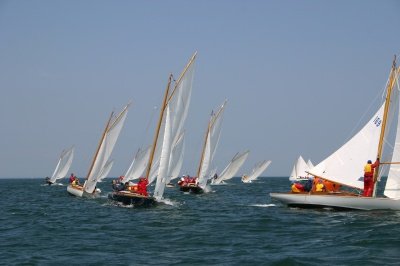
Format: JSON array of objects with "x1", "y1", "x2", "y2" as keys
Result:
[{"x1": 0, "y1": 0, "x2": 399, "y2": 178}]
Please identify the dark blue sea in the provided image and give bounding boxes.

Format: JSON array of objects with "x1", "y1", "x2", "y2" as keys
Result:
[{"x1": 1, "y1": 177, "x2": 400, "y2": 266}]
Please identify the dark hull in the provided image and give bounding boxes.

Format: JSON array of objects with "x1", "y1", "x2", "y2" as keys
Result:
[
  {"x1": 108, "y1": 191, "x2": 157, "y2": 207},
  {"x1": 179, "y1": 185, "x2": 204, "y2": 194}
]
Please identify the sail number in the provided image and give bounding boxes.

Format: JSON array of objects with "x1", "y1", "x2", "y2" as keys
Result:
[{"x1": 373, "y1": 116, "x2": 382, "y2": 127}]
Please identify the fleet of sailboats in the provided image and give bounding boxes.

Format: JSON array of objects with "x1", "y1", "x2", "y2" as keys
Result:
[
  {"x1": 67, "y1": 103, "x2": 130, "y2": 197},
  {"x1": 271, "y1": 58, "x2": 400, "y2": 210},
  {"x1": 40, "y1": 54, "x2": 400, "y2": 212}
]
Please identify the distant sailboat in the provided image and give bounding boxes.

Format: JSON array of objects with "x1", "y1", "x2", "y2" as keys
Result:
[
  {"x1": 45, "y1": 146, "x2": 74, "y2": 185},
  {"x1": 212, "y1": 150, "x2": 250, "y2": 185},
  {"x1": 178, "y1": 100, "x2": 226, "y2": 193},
  {"x1": 67, "y1": 103, "x2": 130, "y2": 197},
  {"x1": 271, "y1": 57, "x2": 400, "y2": 210},
  {"x1": 242, "y1": 159, "x2": 271, "y2": 183},
  {"x1": 120, "y1": 146, "x2": 151, "y2": 184},
  {"x1": 97, "y1": 159, "x2": 114, "y2": 183},
  {"x1": 288, "y1": 155, "x2": 312, "y2": 181},
  {"x1": 109, "y1": 52, "x2": 196, "y2": 206},
  {"x1": 166, "y1": 131, "x2": 185, "y2": 187}
]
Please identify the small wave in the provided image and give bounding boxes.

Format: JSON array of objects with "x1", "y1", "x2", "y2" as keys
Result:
[
  {"x1": 158, "y1": 198, "x2": 179, "y2": 206},
  {"x1": 250, "y1": 204, "x2": 276, "y2": 208}
]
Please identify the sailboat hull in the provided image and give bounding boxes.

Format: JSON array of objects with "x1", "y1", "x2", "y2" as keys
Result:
[
  {"x1": 67, "y1": 185, "x2": 99, "y2": 198},
  {"x1": 179, "y1": 184, "x2": 204, "y2": 194},
  {"x1": 270, "y1": 192, "x2": 400, "y2": 210},
  {"x1": 108, "y1": 191, "x2": 157, "y2": 207}
]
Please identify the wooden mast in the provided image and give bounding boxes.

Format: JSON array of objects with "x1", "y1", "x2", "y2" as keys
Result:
[
  {"x1": 196, "y1": 101, "x2": 226, "y2": 178},
  {"x1": 144, "y1": 74, "x2": 173, "y2": 180},
  {"x1": 86, "y1": 111, "x2": 114, "y2": 180},
  {"x1": 197, "y1": 114, "x2": 212, "y2": 178},
  {"x1": 373, "y1": 56, "x2": 397, "y2": 196}
]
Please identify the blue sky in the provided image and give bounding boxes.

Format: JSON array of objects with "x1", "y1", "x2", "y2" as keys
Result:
[{"x1": 0, "y1": 0, "x2": 399, "y2": 178}]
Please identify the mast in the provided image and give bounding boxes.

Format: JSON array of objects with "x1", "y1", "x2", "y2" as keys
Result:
[
  {"x1": 197, "y1": 115, "x2": 212, "y2": 178},
  {"x1": 167, "y1": 52, "x2": 197, "y2": 103},
  {"x1": 373, "y1": 56, "x2": 397, "y2": 196},
  {"x1": 145, "y1": 74, "x2": 173, "y2": 180},
  {"x1": 86, "y1": 111, "x2": 114, "y2": 179}
]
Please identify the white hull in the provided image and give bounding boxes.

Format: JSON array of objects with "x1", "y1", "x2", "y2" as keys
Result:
[
  {"x1": 67, "y1": 185, "x2": 99, "y2": 198},
  {"x1": 270, "y1": 192, "x2": 400, "y2": 210}
]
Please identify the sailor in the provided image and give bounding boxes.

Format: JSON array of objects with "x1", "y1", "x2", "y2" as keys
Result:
[
  {"x1": 69, "y1": 173, "x2": 75, "y2": 183},
  {"x1": 291, "y1": 182, "x2": 304, "y2": 193},
  {"x1": 137, "y1": 177, "x2": 148, "y2": 196},
  {"x1": 45, "y1": 176, "x2": 51, "y2": 185},
  {"x1": 363, "y1": 158, "x2": 380, "y2": 197},
  {"x1": 315, "y1": 179, "x2": 325, "y2": 192}
]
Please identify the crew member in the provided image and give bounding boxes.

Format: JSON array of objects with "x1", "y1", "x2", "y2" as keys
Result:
[{"x1": 363, "y1": 158, "x2": 380, "y2": 197}]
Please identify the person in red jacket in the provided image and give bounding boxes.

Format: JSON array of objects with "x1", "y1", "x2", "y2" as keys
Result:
[
  {"x1": 137, "y1": 177, "x2": 148, "y2": 196},
  {"x1": 363, "y1": 158, "x2": 380, "y2": 197}
]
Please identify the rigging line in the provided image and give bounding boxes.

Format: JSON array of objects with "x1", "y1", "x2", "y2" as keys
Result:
[{"x1": 344, "y1": 84, "x2": 387, "y2": 143}]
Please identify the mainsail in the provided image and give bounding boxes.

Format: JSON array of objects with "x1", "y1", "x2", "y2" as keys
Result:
[
  {"x1": 49, "y1": 146, "x2": 74, "y2": 183},
  {"x1": 84, "y1": 103, "x2": 130, "y2": 193},
  {"x1": 97, "y1": 160, "x2": 114, "y2": 182},
  {"x1": 121, "y1": 146, "x2": 151, "y2": 183},
  {"x1": 212, "y1": 150, "x2": 250, "y2": 184},
  {"x1": 166, "y1": 131, "x2": 185, "y2": 184},
  {"x1": 197, "y1": 101, "x2": 226, "y2": 189}
]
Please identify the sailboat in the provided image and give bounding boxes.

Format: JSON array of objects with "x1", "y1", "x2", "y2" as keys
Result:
[
  {"x1": 211, "y1": 150, "x2": 250, "y2": 185},
  {"x1": 108, "y1": 52, "x2": 196, "y2": 206},
  {"x1": 96, "y1": 159, "x2": 114, "y2": 183},
  {"x1": 288, "y1": 155, "x2": 312, "y2": 182},
  {"x1": 178, "y1": 100, "x2": 226, "y2": 193},
  {"x1": 166, "y1": 131, "x2": 185, "y2": 187},
  {"x1": 242, "y1": 159, "x2": 271, "y2": 183},
  {"x1": 67, "y1": 103, "x2": 130, "y2": 197},
  {"x1": 120, "y1": 146, "x2": 151, "y2": 184},
  {"x1": 270, "y1": 57, "x2": 400, "y2": 210},
  {"x1": 45, "y1": 146, "x2": 74, "y2": 185}
]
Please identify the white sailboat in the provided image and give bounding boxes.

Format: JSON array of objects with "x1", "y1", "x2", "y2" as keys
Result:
[
  {"x1": 211, "y1": 150, "x2": 250, "y2": 185},
  {"x1": 270, "y1": 58, "x2": 400, "y2": 210},
  {"x1": 179, "y1": 100, "x2": 226, "y2": 193},
  {"x1": 109, "y1": 52, "x2": 196, "y2": 205},
  {"x1": 288, "y1": 155, "x2": 312, "y2": 182},
  {"x1": 242, "y1": 159, "x2": 271, "y2": 183},
  {"x1": 45, "y1": 146, "x2": 74, "y2": 185},
  {"x1": 67, "y1": 103, "x2": 130, "y2": 197}
]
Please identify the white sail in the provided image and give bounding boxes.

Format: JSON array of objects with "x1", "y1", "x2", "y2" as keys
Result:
[
  {"x1": 197, "y1": 101, "x2": 226, "y2": 189},
  {"x1": 243, "y1": 160, "x2": 271, "y2": 182},
  {"x1": 122, "y1": 146, "x2": 151, "y2": 183},
  {"x1": 50, "y1": 146, "x2": 74, "y2": 183},
  {"x1": 154, "y1": 105, "x2": 172, "y2": 200},
  {"x1": 309, "y1": 103, "x2": 385, "y2": 189},
  {"x1": 289, "y1": 156, "x2": 308, "y2": 181},
  {"x1": 97, "y1": 160, "x2": 114, "y2": 182},
  {"x1": 213, "y1": 150, "x2": 250, "y2": 184},
  {"x1": 166, "y1": 131, "x2": 185, "y2": 183},
  {"x1": 384, "y1": 69, "x2": 400, "y2": 198},
  {"x1": 307, "y1": 159, "x2": 314, "y2": 169},
  {"x1": 84, "y1": 103, "x2": 130, "y2": 193}
]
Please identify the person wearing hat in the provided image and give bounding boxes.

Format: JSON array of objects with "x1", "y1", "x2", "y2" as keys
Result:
[{"x1": 363, "y1": 158, "x2": 380, "y2": 197}]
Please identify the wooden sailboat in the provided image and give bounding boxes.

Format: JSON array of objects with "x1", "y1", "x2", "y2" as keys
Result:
[
  {"x1": 45, "y1": 146, "x2": 74, "y2": 185},
  {"x1": 109, "y1": 52, "x2": 196, "y2": 206},
  {"x1": 242, "y1": 159, "x2": 271, "y2": 183},
  {"x1": 211, "y1": 150, "x2": 250, "y2": 185},
  {"x1": 270, "y1": 57, "x2": 400, "y2": 210},
  {"x1": 178, "y1": 100, "x2": 226, "y2": 193},
  {"x1": 67, "y1": 103, "x2": 130, "y2": 197}
]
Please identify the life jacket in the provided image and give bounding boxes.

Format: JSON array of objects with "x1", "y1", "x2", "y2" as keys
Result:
[
  {"x1": 364, "y1": 164, "x2": 372, "y2": 174},
  {"x1": 316, "y1": 183, "x2": 325, "y2": 192}
]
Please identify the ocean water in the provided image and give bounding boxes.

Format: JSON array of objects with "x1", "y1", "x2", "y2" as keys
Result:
[{"x1": 1, "y1": 177, "x2": 400, "y2": 266}]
